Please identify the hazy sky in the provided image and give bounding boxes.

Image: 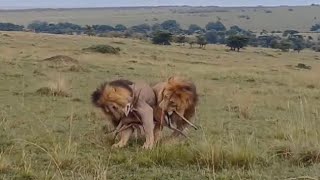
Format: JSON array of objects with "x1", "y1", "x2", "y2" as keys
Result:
[{"x1": 0, "y1": 0, "x2": 318, "y2": 9}]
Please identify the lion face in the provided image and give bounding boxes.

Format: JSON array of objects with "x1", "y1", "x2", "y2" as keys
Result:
[
  {"x1": 159, "y1": 77, "x2": 197, "y2": 114},
  {"x1": 91, "y1": 80, "x2": 134, "y2": 121}
]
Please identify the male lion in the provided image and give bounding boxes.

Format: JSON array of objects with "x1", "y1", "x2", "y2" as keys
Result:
[
  {"x1": 153, "y1": 76, "x2": 198, "y2": 143},
  {"x1": 91, "y1": 79, "x2": 156, "y2": 149}
]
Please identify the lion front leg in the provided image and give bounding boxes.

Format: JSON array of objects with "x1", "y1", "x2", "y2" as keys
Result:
[
  {"x1": 112, "y1": 128, "x2": 133, "y2": 148},
  {"x1": 139, "y1": 105, "x2": 155, "y2": 150}
]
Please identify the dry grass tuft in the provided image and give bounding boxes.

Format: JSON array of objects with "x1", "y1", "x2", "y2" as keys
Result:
[
  {"x1": 42, "y1": 55, "x2": 78, "y2": 64},
  {"x1": 36, "y1": 77, "x2": 71, "y2": 97}
]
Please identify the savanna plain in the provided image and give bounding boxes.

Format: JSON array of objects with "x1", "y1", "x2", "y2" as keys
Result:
[{"x1": 1, "y1": 31, "x2": 320, "y2": 179}]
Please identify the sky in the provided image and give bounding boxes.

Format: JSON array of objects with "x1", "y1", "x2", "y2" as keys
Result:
[{"x1": 0, "y1": 0, "x2": 318, "y2": 9}]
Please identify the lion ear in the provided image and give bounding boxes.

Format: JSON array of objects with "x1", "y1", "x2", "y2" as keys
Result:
[
  {"x1": 108, "y1": 87, "x2": 116, "y2": 92},
  {"x1": 182, "y1": 86, "x2": 192, "y2": 92},
  {"x1": 167, "y1": 76, "x2": 174, "y2": 82}
]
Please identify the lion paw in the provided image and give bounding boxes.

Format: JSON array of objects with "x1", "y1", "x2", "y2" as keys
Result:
[
  {"x1": 111, "y1": 142, "x2": 126, "y2": 149},
  {"x1": 142, "y1": 142, "x2": 153, "y2": 150}
]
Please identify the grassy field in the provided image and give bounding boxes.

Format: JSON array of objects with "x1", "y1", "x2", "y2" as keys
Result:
[
  {"x1": 1, "y1": 31, "x2": 320, "y2": 179},
  {"x1": 0, "y1": 6, "x2": 320, "y2": 32}
]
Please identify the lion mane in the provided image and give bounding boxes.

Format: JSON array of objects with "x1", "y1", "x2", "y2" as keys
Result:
[
  {"x1": 159, "y1": 76, "x2": 198, "y2": 115},
  {"x1": 91, "y1": 79, "x2": 134, "y2": 126}
]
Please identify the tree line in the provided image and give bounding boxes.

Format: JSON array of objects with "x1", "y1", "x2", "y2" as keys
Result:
[{"x1": 0, "y1": 20, "x2": 320, "y2": 52}]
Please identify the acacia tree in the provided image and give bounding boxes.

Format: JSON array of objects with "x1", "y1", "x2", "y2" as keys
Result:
[
  {"x1": 152, "y1": 31, "x2": 172, "y2": 45},
  {"x1": 226, "y1": 35, "x2": 249, "y2": 52},
  {"x1": 196, "y1": 35, "x2": 207, "y2": 49}
]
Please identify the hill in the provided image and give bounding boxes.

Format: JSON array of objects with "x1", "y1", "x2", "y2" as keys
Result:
[{"x1": 0, "y1": 6, "x2": 319, "y2": 32}]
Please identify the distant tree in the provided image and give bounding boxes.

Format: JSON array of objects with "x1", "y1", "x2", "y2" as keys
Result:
[
  {"x1": 114, "y1": 24, "x2": 127, "y2": 32},
  {"x1": 311, "y1": 24, "x2": 320, "y2": 31},
  {"x1": 230, "y1": 25, "x2": 243, "y2": 32},
  {"x1": 187, "y1": 37, "x2": 197, "y2": 48},
  {"x1": 205, "y1": 30, "x2": 218, "y2": 44},
  {"x1": 289, "y1": 35, "x2": 305, "y2": 53},
  {"x1": 92, "y1": 25, "x2": 114, "y2": 34},
  {"x1": 151, "y1": 23, "x2": 162, "y2": 32},
  {"x1": 130, "y1": 24, "x2": 151, "y2": 34},
  {"x1": 0, "y1": 23, "x2": 24, "y2": 31},
  {"x1": 260, "y1": 29, "x2": 268, "y2": 35},
  {"x1": 152, "y1": 31, "x2": 172, "y2": 45},
  {"x1": 205, "y1": 21, "x2": 226, "y2": 31},
  {"x1": 27, "y1": 21, "x2": 82, "y2": 34},
  {"x1": 278, "y1": 40, "x2": 292, "y2": 52},
  {"x1": 270, "y1": 39, "x2": 280, "y2": 49},
  {"x1": 160, "y1": 20, "x2": 181, "y2": 33},
  {"x1": 257, "y1": 35, "x2": 280, "y2": 48},
  {"x1": 84, "y1": 25, "x2": 95, "y2": 36},
  {"x1": 282, "y1": 30, "x2": 299, "y2": 37},
  {"x1": 226, "y1": 35, "x2": 249, "y2": 52},
  {"x1": 188, "y1": 24, "x2": 203, "y2": 34},
  {"x1": 196, "y1": 35, "x2": 207, "y2": 48},
  {"x1": 217, "y1": 31, "x2": 226, "y2": 44},
  {"x1": 173, "y1": 35, "x2": 187, "y2": 45}
]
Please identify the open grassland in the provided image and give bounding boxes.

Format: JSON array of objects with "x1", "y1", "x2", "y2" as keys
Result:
[
  {"x1": 0, "y1": 6, "x2": 320, "y2": 32},
  {"x1": 1, "y1": 31, "x2": 320, "y2": 179}
]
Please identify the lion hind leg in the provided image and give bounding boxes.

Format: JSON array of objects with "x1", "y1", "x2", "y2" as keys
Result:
[{"x1": 112, "y1": 128, "x2": 133, "y2": 148}]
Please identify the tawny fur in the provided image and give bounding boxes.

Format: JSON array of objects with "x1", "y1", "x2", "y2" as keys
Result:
[
  {"x1": 91, "y1": 79, "x2": 156, "y2": 149},
  {"x1": 153, "y1": 76, "x2": 198, "y2": 143}
]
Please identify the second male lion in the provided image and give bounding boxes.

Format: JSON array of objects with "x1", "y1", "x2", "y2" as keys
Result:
[
  {"x1": 153, "y1": 76, "x2": 198, "y2": 143},
  {"x1": 91, "y1": 79, "x2": 156, "y2": 149}
]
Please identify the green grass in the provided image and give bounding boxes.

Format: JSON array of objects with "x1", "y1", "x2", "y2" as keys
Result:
[
  {"x1": 0, "y1": 6, "x2": 320, "y2": 32},
  {"x1": 1, "y1": 31, "x2": 320, "y2": 179}
]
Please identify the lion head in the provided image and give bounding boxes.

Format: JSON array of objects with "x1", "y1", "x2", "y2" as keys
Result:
[
  {"x1": 91, "y1": 80, "x2": 135, "y2": 121},
  {"x1": 159, "y1": 76, "x2": 198, "y2": 115}
]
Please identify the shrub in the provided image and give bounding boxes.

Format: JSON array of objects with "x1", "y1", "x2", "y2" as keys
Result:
[
  {"x1": 83, "y1": 45, "x2": 120, "y2": 54},
  {"x1": 0, "y1": 23, "x2": 24, "y2": 31},
  {"x1": 152, "y1": 31, "x2": 172, "y2": 45},
  {"x1": 160, "y1": 20, "x2": 181, "y2": 33},
  {"x1": 226, "y1": 35, "x2": 249, "y2": 52},
  {"x1": 205, "y1": 21, "x2": 226, "y2": 31}
]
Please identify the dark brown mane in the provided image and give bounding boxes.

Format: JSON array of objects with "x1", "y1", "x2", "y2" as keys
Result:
[{"x1": 109, "y1": 79, "x2": 134, "y2": 96}]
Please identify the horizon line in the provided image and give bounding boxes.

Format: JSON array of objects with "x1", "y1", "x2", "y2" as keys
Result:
[{"x1": 0, "y1": 4, "x2": 318, "y2": 11}]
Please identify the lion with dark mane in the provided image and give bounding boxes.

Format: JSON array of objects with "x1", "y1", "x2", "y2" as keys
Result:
[
  {"x1": 153, "y1": 76, "x2": 198, "y2": 143},
  {"x1": 91, "y1": 79, "x2": 156, "y2": 149}
]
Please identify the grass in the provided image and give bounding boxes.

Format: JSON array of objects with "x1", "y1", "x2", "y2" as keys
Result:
[{"x1": 1, "y1": 31, "x2": 320, "y2": 179}]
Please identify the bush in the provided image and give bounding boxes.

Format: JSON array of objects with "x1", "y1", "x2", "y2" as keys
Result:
[
  {"x1": 173, "y1": 35, "x2": 187, "y2": 44},
  {"x1": 92, "y1": 25, "x2": 115, "y2": 33},
  {"x1": 160, "y1": 20, "x2": 181, "y2": 33},
  {"x1": 311, "y1": 24, "x2": 320, "y2": 31},
  {"x1": 205, "y1": 21, "x2": 226, "y2": 31},
  {"x1": 83, "y1": 45, "x2": 120, "y2": 54},
  {"x1": 278, "y1": 40, "x2": 292, "y2": 52},
  {"x1": 205, "y1": 30, "x2": 218, "y2": 44},
  {"x1": 226, "y1": 35, "x2": 249, "y2": 52},
  {"x1": 152, "y1": 31, "x2": 172, "y2": 45},
  {"x1": 130, "y1": 24, "x2": 151, "y2": 34},
  {"x1": 188, "y1": 24, "x2": 203, "y2": 34},
  {"x1": 28, "y1": 21, "x2": 82, "y2": 34},
  {"x1": 114, "y1": 24, "x2": 127, "y2": 32},
  {"x1": 0, "y1": 23, "x2": 24, "y2": 31}
]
